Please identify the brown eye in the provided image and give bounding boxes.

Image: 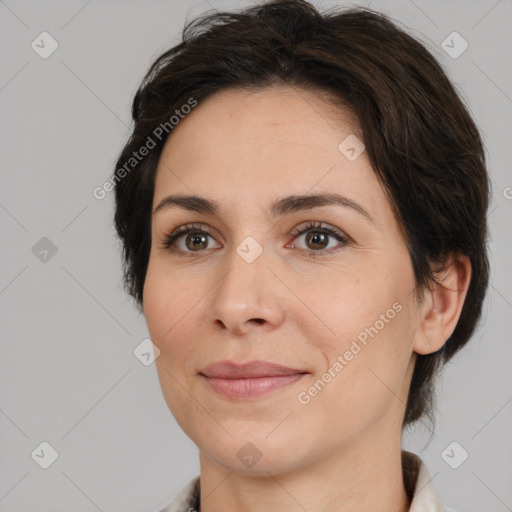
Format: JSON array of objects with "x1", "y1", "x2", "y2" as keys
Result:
[
  {"x1": 304, "y1": 231, "x2": 329, "y2": 250},
  {"x1": 162, "y1": 223, "x2": 221, "y2": 254},
  {"x1": 184, "y1": 232, "x2": 209, "y2": 251},
  {"x1": 288, "y1": 221, "x2": 349, "y2": 258}
]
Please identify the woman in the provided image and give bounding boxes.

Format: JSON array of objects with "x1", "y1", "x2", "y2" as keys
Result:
[{"x1": 113, "y1": 1, "x2": 490, "y2": 510}]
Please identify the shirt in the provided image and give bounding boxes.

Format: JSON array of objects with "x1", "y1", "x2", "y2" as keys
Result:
[{"x1": 159, "y1": 450, "x2": 446, "y2": 512}]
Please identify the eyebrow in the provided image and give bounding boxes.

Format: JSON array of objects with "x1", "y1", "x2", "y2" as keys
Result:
[{"x1": 153, "y1": 192, "x2": 374, "y2": 225}]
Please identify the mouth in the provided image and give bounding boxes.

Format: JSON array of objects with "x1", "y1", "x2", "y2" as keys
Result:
[{"x1": 199, "y1": 360, "x2": 309, "y2": 400}]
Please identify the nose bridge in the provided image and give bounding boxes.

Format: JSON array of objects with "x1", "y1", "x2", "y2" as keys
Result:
[{"x1": 205, "y1": 234, "x2": 285, "y2": 332}]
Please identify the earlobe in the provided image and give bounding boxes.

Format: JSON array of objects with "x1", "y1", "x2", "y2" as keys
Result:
[{"x1": 413, "y1": 254, "x2": 472, "y2": 355}]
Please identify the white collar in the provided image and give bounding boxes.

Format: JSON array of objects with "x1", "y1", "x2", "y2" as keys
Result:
[
  {"x1": 160, "y1": 451, "x2": 446, "y2": 512},
  {"x1": 405, "y1": 451, "x2": 446, "y2": 512}
]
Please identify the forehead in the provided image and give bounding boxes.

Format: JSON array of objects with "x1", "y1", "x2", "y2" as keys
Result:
[
  {"x1": 153, "y1": 86, "x2": 392, "y2": 229},
  {"x1": 161, "y1": 85, "x2": 361, "y2": 156}
]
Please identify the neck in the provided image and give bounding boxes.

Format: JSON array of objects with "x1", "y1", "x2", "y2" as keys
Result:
[{"x1": 197, "y1": 427, "x2": 410, "y2": 512}]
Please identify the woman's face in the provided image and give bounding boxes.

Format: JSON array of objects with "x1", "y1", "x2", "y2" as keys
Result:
[{"x1": 144, "y1": 86, "x2": 425, "y2": 475}]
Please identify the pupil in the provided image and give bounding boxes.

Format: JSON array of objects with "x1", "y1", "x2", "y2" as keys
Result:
[
  {"x1": 308, "y1": 232, "x2": 327, "y2": 249},
  {"x1": 187, "y1": 233, "x2": 207, "y2": 251}
]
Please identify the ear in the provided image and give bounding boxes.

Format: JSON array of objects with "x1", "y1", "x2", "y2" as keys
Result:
[{"x1": 413, "y1": 254, "x2": 472, "y2": 355}]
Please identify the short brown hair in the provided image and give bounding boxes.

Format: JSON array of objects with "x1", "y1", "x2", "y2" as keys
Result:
[{"x1": 113, "y1": 0, "x2": 490, "y2": 426}]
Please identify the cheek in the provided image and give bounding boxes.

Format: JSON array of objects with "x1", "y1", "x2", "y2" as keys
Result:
[
  {"x1": 304, "y1": 263, "x2": 414, "y2": 414},
  {"x1": 143, "y1": 264, "x2": 195, "y2": 360},
  {"x1": 143, "y1": 266, "x2": 203, "y2": 425},
  {"x1": 304, "y1": 267, "x2": 397, "y2": 347},
  {"x1": 299, "y1": 310, "x2": 413, "y2": 438},
  {"x1": 143, "y1": 268, "x2": 169, "y2": 346}
]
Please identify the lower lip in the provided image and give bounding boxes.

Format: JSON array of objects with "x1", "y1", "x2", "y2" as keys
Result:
[{"x1": 201, "y1": 374, "x2": 306, "y2": 400}]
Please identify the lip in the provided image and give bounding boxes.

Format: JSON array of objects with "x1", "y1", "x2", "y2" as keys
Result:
[{"x1": 199, "y1": 360, "x2": 308, "y2": 400}]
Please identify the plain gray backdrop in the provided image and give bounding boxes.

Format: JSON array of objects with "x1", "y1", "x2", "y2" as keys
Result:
[{"x1": 1, "y1": 0, "x2": 511, "y2": 510}]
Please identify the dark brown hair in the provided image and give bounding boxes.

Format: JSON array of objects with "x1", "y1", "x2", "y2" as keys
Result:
[{"x1": 113, "y1": 0, "x2": 490, "y2": 426}]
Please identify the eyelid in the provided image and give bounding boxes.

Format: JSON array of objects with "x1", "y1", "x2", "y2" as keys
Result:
[
  {"x1": 289, "y1": 220, "x2": 349, "y2": 241},
  {"x1": 160, "y1": 223, "x2": 220, "y2": 251},
  {"x1": 286, "y1": 221, "x2": 350, "y2": 256},
  {"x1": 160, "y1": 220, "x2": 350, "y2": 255}
]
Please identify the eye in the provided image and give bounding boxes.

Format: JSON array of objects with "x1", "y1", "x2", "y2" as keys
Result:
[
  {"x1": 161, "y1": 223, "x2": 221, "y2": 254},
  {"x1": 287, "y1": 221, "x2": 349, "y2": 258},
  {"x1": 160, "y1": 221, "x2": 349, "y2": 257}
]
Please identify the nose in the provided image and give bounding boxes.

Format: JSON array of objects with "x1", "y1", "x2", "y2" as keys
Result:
[{"x1": 205, "y1": 243, "x2": 286, "y2": 336}]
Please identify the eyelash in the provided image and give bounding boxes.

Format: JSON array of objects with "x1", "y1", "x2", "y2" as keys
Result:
[{"x1": 161, "y1": 220, "x2": 349, "y2": 259}]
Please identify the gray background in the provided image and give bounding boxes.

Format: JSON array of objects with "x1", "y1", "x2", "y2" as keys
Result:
[{"x1": 0, "y1": 0, "x2": 511, "y2": 510}]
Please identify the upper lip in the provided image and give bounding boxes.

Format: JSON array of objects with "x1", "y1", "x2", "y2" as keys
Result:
[{"x1": 199, "y1": 360, "x2": 307, "y2": 379}]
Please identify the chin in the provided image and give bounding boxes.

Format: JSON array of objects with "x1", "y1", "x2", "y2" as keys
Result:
[
  {"x1": 197, "y1": 427, "x2": 315, "y2": 476},
  {"x1": 204, "y1": 445, "x2": 300, "y2": 477}
]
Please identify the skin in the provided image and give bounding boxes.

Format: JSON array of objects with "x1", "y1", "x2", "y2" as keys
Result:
[{"x1": 143, "y1": 86, "x2": 471, "y2": 512}]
